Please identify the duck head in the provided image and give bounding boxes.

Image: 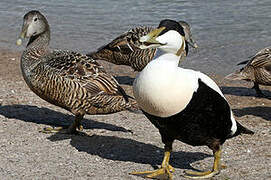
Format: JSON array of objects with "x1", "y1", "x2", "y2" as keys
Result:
[
  {"x1": 178, "y1": 20, "x2": 198, "y2": 49},
  {"x1": 16, "y1": 10, "x2": 50, "y2": 46},
  {"x1": 139, "y1": 19, "x2": 187, "y2": 57}
]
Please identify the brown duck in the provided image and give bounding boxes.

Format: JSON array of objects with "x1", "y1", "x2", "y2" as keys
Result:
[
  {"x1": 87, "y1": 21, "x2": 198, "y2": 71},
  {"x1": 226, "y1": 47, "x2": 271, "y2": 97},
  {"x1": 16, "y1": 10, "x2": 136, "y2": 134}
]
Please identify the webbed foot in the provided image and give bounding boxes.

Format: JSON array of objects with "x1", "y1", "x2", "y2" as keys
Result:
[
  {"x1": 130, "y1": 148, "x2": 174, "y2": 179},
  {"x1": 183, "y1": 169, "x2": 219, "y2": 179},
  {"x1": 130, "y1": 164, "x2": 175, "y2": 179},
  {"x1": 39, "y1": 114, "x2": 83, "y2": 134},
  {"x1": 183, "y1": 146, "x2": 223, "y2": 179},
  {"x1": 40, "y1": 125, "x2": 83, "y2": 134}
]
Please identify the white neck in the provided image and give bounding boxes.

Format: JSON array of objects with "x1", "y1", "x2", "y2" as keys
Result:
[{"x1": 152, "y1": 50, "x2": 180, "y2": 68}]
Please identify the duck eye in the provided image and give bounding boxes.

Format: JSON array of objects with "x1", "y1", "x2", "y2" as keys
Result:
[{"x1": 34, "y1": 18, "x2": 38, "y2": 22}]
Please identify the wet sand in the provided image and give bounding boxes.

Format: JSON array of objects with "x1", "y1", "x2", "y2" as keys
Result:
[{"x1": 0, "y1": 49, "x2": 270, "y2": 179}]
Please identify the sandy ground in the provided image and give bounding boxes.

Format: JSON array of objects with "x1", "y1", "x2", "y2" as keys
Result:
[{"x1": 0, "y1": 49, "x2": 270, "y2": 180}]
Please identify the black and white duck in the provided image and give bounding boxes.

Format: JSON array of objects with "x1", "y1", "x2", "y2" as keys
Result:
[
  {"x1": 226, "y1": 47, "x2": 271, "y2": 97},
  {"x1": 16, "y1": 10, "x2": 136, "y2": 134},
  {"x1": 87, "y1": 21, "x2": 198, "y2": 71},
  {"x1": 132, "y1": 19, "x2": 254, "y2": 179}
]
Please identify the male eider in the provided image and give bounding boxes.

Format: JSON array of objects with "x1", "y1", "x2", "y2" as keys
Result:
[
  {"x1": 87, "y1": 21, "x2": 198, "y2": 71},
  {"x1": 226, "y1": 47, "x2": 271, "y2": 97},
  {"x1": 131, "y1": 19, "x2": 254, "y2": 179},
  {"x1": 16, "y1": 10, "x2": 136, "y2": 134}
]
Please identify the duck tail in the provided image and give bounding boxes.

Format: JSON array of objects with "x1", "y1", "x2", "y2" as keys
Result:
[
  {"x1": 237, "y1": 60, "x2": 249, "y2": 65},
  {"x1": 86, "y1": 50, "x2": 103, "y2": 60},
  {"x1": 117, "y1": 86, "x2": 140, "y2": 114},
  {"x1": 86, "y1": 51, "x2": 96, "y2": 58},
  {"x1": 235, "y1": 121, "x2": 254, "y2": 136},
  {"x1": 87, "y1": 43, "x2": 112, "y2": 60},
  {"x1": 126, "y1": 99, "x2": 141, "y2": 114}
]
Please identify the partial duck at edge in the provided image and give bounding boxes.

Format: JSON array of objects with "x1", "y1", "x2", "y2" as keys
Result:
[{"x1": 226, "y1": 47, "x2": 271, "y2": 98}]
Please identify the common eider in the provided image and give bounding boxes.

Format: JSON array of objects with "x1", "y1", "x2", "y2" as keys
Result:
[
  {"x1": 131, "y1": 19, "x2": 254, "y2": 179},
  {"x1": 226, "y1": 47, "x2": 271, "y2": 97},
  {"x1": 16, "y1": 10, "x2": 136, "y2": 134},
  {"x1": 87, "y1": 21, "x2": 198, "y2": 71}
]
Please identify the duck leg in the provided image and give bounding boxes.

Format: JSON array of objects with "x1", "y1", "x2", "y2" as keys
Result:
[
  {"x1": 41, "y1": 114, "x2": 83, "y2": 134},
  {"x1": 183, "y1": 145, "x2": 222, "y2": 179},
  {"x1": 130, "y1": 143, "x2": 175, "y2": 180}
]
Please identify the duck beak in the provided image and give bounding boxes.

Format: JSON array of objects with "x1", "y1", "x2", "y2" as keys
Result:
[
  {"x1": 16, "y1": 23, "x2": 28, "y2": 46},
  {"x1": 139, "y1": 27, "x2": 166, "y2": 49}
]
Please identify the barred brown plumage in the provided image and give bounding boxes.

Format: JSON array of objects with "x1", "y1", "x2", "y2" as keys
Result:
[
  {"x1": 17, "y1": 10, "x2": 137, "y2": 134},
  {"x1": 226, "y1": 47, "x2": 271, "y2": 97},
  {"x1": 87, "y1": 21, "x2": 198, "y2": 71}
]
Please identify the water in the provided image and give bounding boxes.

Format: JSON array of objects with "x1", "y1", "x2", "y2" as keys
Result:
[{"x1": 1, "y1": 0, "x2": 271, "y2": 75}]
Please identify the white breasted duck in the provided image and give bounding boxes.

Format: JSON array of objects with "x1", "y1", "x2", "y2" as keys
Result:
[{"x1": 131, "y1": 19, "x2": 254, "y2": 179}]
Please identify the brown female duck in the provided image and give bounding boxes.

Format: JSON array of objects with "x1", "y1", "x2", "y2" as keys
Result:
[
  {"x1": 226, "y1": 47, "x2": 271, "y2": 97},
  {"x1": 87, "y1": 21, "x2": 198, "y2": 71},
  {"x1": 16, "y1": 10, "x2": 135, "y2": 134}
]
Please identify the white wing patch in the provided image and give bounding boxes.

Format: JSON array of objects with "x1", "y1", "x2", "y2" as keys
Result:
[{"x1": 230, "y1": 111, "x2": 237, "y2": 135}]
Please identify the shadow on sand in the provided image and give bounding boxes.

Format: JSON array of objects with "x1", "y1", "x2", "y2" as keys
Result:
[
  {"x1": 233, "y1": 106, "x2": 271, "y2": 121},
  {"x1": 221, "y1": 86, "x2": 271, "y2": 98},
  {"x1": 0, "y1": 104, "x2": 132, "y2": 132},
  {"x1": 49, "y1": 133, "x2": 212, "y2": 171},
  {"x1": 0, "y1": 104, "x2": 212, "y2": 172}
]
